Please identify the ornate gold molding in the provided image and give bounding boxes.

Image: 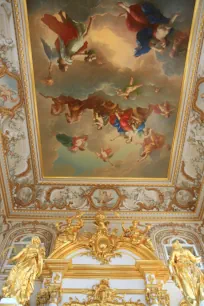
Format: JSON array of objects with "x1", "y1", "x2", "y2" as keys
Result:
[
  {"x1": 63, "y1": 280, "x2": 145, "y2": 306},
  {"x1": 61, "y1": 289, "x2": 145, "y2": 295},
  {"x1": 192, "y1": 77, "x2": 204, "y2": 121},
  {"x1": 146, "y1": 282, "x2": 169, "y2": 306},
  {"x1": 36, "y1": 284, "x2": 61, "y2": 306},
  {"x1": 50, "y1": 213, "x2": 156, "y2": 264}
]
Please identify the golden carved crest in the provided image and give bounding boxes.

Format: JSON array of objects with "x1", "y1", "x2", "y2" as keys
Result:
[
  {"x1": 83, "y1": 213, "x2": 121, "y2": 264},
  {"x1": 63, "y1": 280, "x2": 145, "y2": 306}
]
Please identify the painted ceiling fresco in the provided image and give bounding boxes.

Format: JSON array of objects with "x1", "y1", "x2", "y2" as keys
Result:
[
  {"x1": 0, "y1": 0, "x2": 203, "y2": 221},
  {"x1": 26, "y1": 0, "x2": 195, "y2": 179}
]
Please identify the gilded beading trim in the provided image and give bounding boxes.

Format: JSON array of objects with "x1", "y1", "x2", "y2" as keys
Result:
[{"x1": 192, "y1": 77, "x2": 204, "y2": 121}]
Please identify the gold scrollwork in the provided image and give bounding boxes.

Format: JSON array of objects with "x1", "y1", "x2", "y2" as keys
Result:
[
  {"x1": 16, "y1": 158, "x2": 32, "y2": 178},
  {"x1": 181, "y1": 161, "x2": 196, "y2": 182},
  {"x1": 36, "y1": 284, "x2": 61, "y2": 306},
  {"x1": 63, "y1": 280, "x2": 145, "y2": 306},
  {"x1": 12, "y1": 182, "x2": 35, "y2": 208},
  {"x1": 146, "y1": 282, "x2": 170, "y2": 306},
  {"x1": 192, "y1": 77, "x2": 204, "y2": 121},
  {"x1": 0, "y1": 65, "x2": 23, "y2": 117}
]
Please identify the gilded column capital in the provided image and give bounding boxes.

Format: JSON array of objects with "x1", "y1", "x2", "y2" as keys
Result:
[{"x1": 145, "y1": 274, "x2": 169, "y2": 306}]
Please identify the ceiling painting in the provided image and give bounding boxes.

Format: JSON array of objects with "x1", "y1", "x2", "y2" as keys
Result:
[
  {"x1": 0, "y1": 0, "x2": 203, "y2": 221},
  {"x1": 25, "y1": 0, "x2": 196, "y2": 180}
]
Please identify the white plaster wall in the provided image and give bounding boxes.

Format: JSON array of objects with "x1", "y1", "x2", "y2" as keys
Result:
[
  {"x1": 164, "y1": 280, "x2": 183, "y2": 306},
  {"x1": 30, "y1": 281, "x2": 42, "y2": 306},
  {"x1": 70, "y1": 249, "x2": 138, "y2": 265},
  {"x1": 62, "y1": 278, "x2": 145, "y2": 290}
]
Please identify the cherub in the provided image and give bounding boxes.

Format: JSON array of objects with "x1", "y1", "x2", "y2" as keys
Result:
[
  {"x1": 116, "y1": 77, "x2": 143, "y2": 100},
  {"x1": 151, "y1": 101, "x2": 176, "y2": 118},
  {"x1": 95, "y1": 148, "x2": 114, "y2": 166},
  {"x1": 56, "y1": 133, "x2": 88, "y2": 153},
  {"x1": 94, "y1": 190, "x2": 114, "y2": 205},
  {"x1": 136, "y1": 128, "x2": 170, "y2": 162}
]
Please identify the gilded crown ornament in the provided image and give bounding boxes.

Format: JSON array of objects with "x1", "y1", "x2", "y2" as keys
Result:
[
  {"x1": 2, "y1": 236, "x2": 45, "y2": 306},
  {"x1": 169, "y1": 240, "x2": 204, "y2": 306}
]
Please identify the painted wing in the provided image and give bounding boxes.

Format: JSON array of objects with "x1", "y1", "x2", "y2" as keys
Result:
[
  {"x1": 40, "y1": 38, "x2": 58, "y2": 60},
  {"x1": 58, "y1": 37, "x2": 66, "y2": 59}
]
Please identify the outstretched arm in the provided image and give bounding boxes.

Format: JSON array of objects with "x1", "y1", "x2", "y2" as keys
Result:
[
  {"x1": 169, "y1": 13, "x2": 180, "y2": 25},
  {"x1": 9, "y1": 248, "x2": 26, "y2": 263},
  {"x1": 39, "y1": 92, "x2": 54, "y2": 99},
  {"x1": 122, "y1": 223, "x2": 129, "y2": 234},
  {"x1": 84, "y1": 16, "x2": 94, "y2": 37},
  {"x1": 137, "y1": 152, "x2": 148, "y2": 162},
  {"x1": 149, "y1": 40, "x2": 165, "y2": 52}
]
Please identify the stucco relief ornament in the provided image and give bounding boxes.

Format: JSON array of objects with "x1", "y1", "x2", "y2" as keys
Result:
[
  {"x1": 83, "y1": 213, "x2": 121, "y2": 264},
  {"x1": 169, "y1": 240, "x2": 204, "y2": 306},
  {"x1": 2, "y1": 236, "x2": 45, "y2": 306}
]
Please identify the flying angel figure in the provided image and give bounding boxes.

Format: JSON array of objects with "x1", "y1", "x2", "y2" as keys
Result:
[
  {"x1": 116, "y1": 77, "x2": 143, "y2": 100},
  {"x1": 95, "y1": 148, "x2": 114, "y2": 166},
  {"x1": 40, "y1": 38, "x2": 58, "y2": 86},
  {"x1": 40, "y1": 11, "x2": 96, "y2": 83},
  {"x1": 94, "y1": 190, "x2": 114, "y2": 205}
]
